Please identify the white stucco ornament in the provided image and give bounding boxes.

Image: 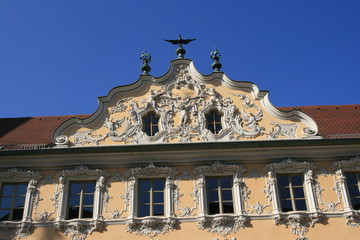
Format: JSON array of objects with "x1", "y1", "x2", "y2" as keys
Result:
[{"x1": 52, "y1": 59, "x2": 320, "y2": 147}]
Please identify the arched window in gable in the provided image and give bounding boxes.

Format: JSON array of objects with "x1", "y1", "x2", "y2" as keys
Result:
[
  {"x1": 206, "y1": 110, "x2": 222, "y2": 134},
  {"x1": 142, "y1": 112, "x2": 160, "y2": 137}
]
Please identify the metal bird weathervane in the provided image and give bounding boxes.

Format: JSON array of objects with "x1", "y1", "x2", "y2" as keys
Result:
[{"x1": 164, "y1": 35, "x2": 196, "y2": 58}]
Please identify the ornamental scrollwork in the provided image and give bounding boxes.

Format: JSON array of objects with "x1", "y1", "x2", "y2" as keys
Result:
[
  {"x1": 54, "y1": 220, "x2": 104, "y2": 240},
  {"x1": 70, "y1": 64, "x2": 305, "y2": 146},
  {"x1": 313, "y1": 172, "x2": 341, "y2": 212},
  {"x1": 126, "y1": 218, "x2": 177, "y2": 237},
  {"x1": 197, "y1": 216, "x2": 248, "y2": 237},
  {"x1": 273, "y1": 213, "x2": 323, "y2": 240}
]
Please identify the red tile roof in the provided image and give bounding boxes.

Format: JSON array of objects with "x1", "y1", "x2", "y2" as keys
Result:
[{"x1": 0, "y1": 105, "x2": 359, "y2": 148}]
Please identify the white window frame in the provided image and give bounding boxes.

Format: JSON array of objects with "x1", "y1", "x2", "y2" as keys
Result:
[
  {"x1": 125, "y1": 163, "x2": 177, "y2": 219},
  {"x1": 55, "y1": 165, "x2": 108, "y2": 221},
  {"x1": 193, "y1": 161, "x2": 246, "y2": 216},
  {"x1": 264, "y1": 158, "x2": 319, "y2": 214},
  {"x1": 332, "y1": 156, "x2": 360, "y2": 212}
]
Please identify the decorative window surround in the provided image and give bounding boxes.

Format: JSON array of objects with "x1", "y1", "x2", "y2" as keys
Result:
[
  {"x1": 0, "y1": 167, "x2": 41, "y2": 239},
  {"x1": 332, "y1": 156, "x2": 360, "y2": 227},
  {"x1": 53, "y1": 165, "x2": 109, "y2": 240},
  {"x1": 264, "y1": 159, "x2": 323, "y2": 240},
  {"x1": 125, "y1": 163, "x2": 178, "y2": 237},
  {"x1": 193, "y1": 162, "x2": 248, "y2": 237}
]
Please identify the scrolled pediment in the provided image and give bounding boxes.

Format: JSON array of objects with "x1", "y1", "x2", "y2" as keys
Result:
[{"x1": 53, "y1": 59, "x2": 320, "y2": 147}]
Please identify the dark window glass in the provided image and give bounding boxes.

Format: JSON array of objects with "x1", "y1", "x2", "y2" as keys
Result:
[
  {"x1": 138, "y1": 179, "x2": 165, "y2": 217},
  {"x1": 142, "y1": 112, "x2": 160, "y2": 136},
  {"x1": 206, "y1": 110, "x2": 222, "y2": 134},
  {"x1": 206, "y1": 176, "x2": 234, "y2": 215},
  {"x1": 277, "y1": 174, "x2": 307, "y2": 212},
  {"x1": 0, "y1": 183, "x2": 27, "y2": 221},
  {"x1": 67, "y1": 181, "x2": 95, "y2": 219},
  {"x1": 345, "y1": 173, "x2": 360, "y2": 210}
]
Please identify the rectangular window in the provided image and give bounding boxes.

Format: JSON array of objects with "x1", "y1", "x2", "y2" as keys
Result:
[
  {"x1": 277, "y1": 174, "x2": 307, "y2": 212},
  {"x1": 206, "y1": 176, "x2": 234, "y2": 215},
  {"x1": 345, "y1": 172, "x2": 360, "y2": 210},
  {"x1": 67, "y1": 181, "x2": 96, "y2": 219},
  {"x1": 138, "y1": 179, "x2": 165, "y2": 217},
  {"x1": 0, "y1": 183, "x2": 27, "y2": 221}
]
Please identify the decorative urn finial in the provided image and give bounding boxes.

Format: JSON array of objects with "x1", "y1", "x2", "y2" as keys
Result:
[
  {"x1": 210, "y1": 48, "x2": 222, "y2": 72},
  {"x1": 140, "y1": 51, "x2": 152, "y2": 75},
  {"x1": 164, "y1": 35, "x2": 197, "y2": 58}
]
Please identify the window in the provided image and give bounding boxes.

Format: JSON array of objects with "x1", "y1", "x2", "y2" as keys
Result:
[
  {"x1": 67, "y1": 181, "x2": 96, "y2": 219},
  {"x1": 0, "y1": 183, "x2": 27, "y2": 221},
  {"x1": 138, "y1": 179, "x2": 165, "y2": 217},
  {"x1": 206, "y1": 110, "x2": 222, "y2": 134},
  {"x1": 345, "y1": 172, "x2": 360, "y2": 210},
  {"x1": 143, "y1": 112, "x2": 160, "y2": 136},
  {"x1": 206, "y1": 176, "x2": 234, "y2": 215},
  {"x1": 277, "y1": 174, "x2": 307, "y2": 212}
]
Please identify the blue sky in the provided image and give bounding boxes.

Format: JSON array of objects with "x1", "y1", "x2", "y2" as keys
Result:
[{"x1": 0, "y1": 1, "x2": 359, "y2": 118}]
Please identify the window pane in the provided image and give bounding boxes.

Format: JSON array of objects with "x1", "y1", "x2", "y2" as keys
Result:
[
  {"x1": 207, "y1": 178, "x2": 218, "y2": 189},
  {"x1": 1, "y1": 185, "x2": 14, "y2": 196},
  {"x1": 293, "y1": 187, "x2": 305, "y2": 198},
  {"x1": 139, "y1": 192, "x2": 150, "y2": 204},
  {"x1": 69, "y1": 183, "x2": 82, "y2": 194},
  {"x1": 208, "y1": 202, "x2": 220, "y2": 215},
  {"x1": 16, "y1": 184, "x2": 27, "y2": 195},
  {"x1": 0, "y1": 197, "x2": 12, "y2": 209},
  {"x1": 12, "y1": 209, "x2": 23, "y2": 220},
  {"x1": 222, "y1": 190, "x2": 233, "y2": 201},
  {"x1": 279, "y1": 187, "x2": 291, "y2": 199},
  {"x1": 291, "y1": 175, "x2": 303, "y2": 186},
  {"x1": 207, "y1": 190, "x2": 219, "y2": 202},
  {"x1": 139, "y1": 180, "x2": 151, "y2": 192},
  {"x1": 352, "y1": 198, "x2": 360, "y2": 210},
  {"x1": 277, "y1": 176, "x2": 289, "y2": 187},
  {"x1": 84, "y1": 182, "x2": 95, "y2": 193},
  {"x1": 14, "y1": 196, "x2": 25, "y2": 208},
  {"x1": 345, "y1": 173, "x2": 358, "y2": 185},
  {"x1": 208, "y1": 124, "x2": 215, "y2": 134},
  {"x1": 348, "y1": 186, "x2": 360, "y2": 198},
  {"x1": 0, "y1": 210, "x2": 9, "y2": 221},
  {"x1": 68, "y1": 207, "x2": 79, "y2": 219},
  {"x1": 68, "y1": 195, "x2": 80, "y2": 206},
  {"x1": 83, "y1": 195, "x2": 94, "y2": 206},
  {"x1": 138, "y1": 205, "x2": 150, "y2": 217},
  {"x1": 153, "y1": 192, "x2": 164, "y2": 204},
  {"x1": 221, "y1": 178, "x2": 232, "y2": 188},
  {"x1": 153, "y1": 205, "x2": 164, "y2": 216},
  {"x1": 222, "y1": 202, "x2": 234, "y2": 213},
  {"x1": 295, "y1": 200, "x2": 307, "y2": 211},
  {"x1": 143, "y1": 116, "x2": 151, "y2": 125},
  {"x1": 214, "y1": 112, "x2": 222, "y2": 122},
  {"x1": 281, "y1": 200, "x2": 293, "y2": 212},
  {"x1": 153, "y1": 179, "x2": 164, "y2": 191},
  {"x1": 82, "y1": 207, "x2": 93, "y2": 218}
]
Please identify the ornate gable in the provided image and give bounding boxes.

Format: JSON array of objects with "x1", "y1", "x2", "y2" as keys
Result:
[{"x1": 53, "y1": 58, "x2": 320, "y2": 147}]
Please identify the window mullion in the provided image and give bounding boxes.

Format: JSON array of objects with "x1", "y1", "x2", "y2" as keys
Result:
[
  {"x1": 150, "y1": 181, "x2": 153, "y2": 216},
  {"x1": 218, "y1": 178, "x2": 223, "y2": 214},
  {"x1": 289, "y1": 176, "x2": 296, "y2": 211},
  {"x1": 79, "y1": 183, "x2": 84, "y2": 219}
]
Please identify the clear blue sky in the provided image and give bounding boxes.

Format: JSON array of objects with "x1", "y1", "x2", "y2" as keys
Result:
[{"x1": 0, "y1": 1, "x2": 359, "y2": 118}]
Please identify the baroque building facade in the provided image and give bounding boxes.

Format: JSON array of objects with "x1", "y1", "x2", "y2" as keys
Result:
[{"x1": 0, "y1": 50, "x2": 360, "y2": 240}]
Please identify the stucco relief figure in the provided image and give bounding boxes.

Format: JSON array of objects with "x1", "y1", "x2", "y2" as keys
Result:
[
  {"x1": 241, "y1": 109, "x2": 263, "y2": 132},
  {"x1": 103, "y1": 118, "x2": 125, "y2": 136}
]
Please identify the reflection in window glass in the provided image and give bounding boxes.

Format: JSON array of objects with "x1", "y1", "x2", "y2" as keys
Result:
[
  {"x1": 0, "y1": 183, "x2": 27, "y2": 221},
  {"x1": 67, "y1": 181, "x2": 96, "y2": 219},
  {"x1": 277, "y1": 174, "x2": 307, "y2": 212},
  {"x1": 138, "y1": 179, "x2": 165, "y2": 217},
  {"x1": 206, "y1": 176, "x2": 234, "y2": 215},
  {"x1": 345, "y1": 173, "x2": 360, "y2": 210}
]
